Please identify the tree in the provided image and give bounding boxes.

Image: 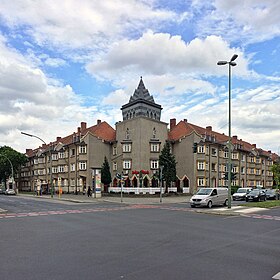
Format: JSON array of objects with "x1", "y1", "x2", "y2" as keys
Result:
[
  {"x1": 159, "y1": 142, "x2": 177, "y2": 193},
  {"x1": 0, "y1": 146, "x2": 28, "y2": 187},
  {"x1": 101, "y1": 156, "x2": 112, "y2": 193},
  {"x1": 271, "y1": 163, "x2": 280, "y2": 189}
]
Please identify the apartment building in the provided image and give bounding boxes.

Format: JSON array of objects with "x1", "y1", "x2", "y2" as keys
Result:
[{"x1": 19, "y1": 78, "x2": 278, "y2": 194}]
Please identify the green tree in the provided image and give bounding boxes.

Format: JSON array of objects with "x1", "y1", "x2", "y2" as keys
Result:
[
  {"x1": 0, "y1": 146, "x2": 27, "y2": 187},
  {"x1": 271, "y1": 163, "x2": 280, "y2": 189},
  {"x1": 101, "y1": 156, "x2": 112, "y2": 192},
  {"x1": 159, "y1": 142, "x2": 177, "y2": 193}
]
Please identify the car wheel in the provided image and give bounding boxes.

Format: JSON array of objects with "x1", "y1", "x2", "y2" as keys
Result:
[
  {"x1": 224, "y1": 199, "x2": 228, "y2": 207},
  {"x1": 246, "y1": 198, "x2": 248, "y2": 202},
  {"x1": 207, "y1": 201, "x2": 212, "y2": 208},
  {"x1": 191, "y1": 205, "x2": 195, "y2": 208},
  {"x1": 258, "y1": 197, "x2": 260, "y2": 202}
]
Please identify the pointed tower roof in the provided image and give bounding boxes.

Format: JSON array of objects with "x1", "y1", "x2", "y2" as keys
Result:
[
  {"x1": 129, "y1": 77, "x2": 155, "y2": 103},
  {"x1": 121, "y1": 77, "x2": 162, "y2": 121}
]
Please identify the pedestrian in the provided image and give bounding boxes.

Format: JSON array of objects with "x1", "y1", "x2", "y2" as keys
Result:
[{"x1": 87, "y1": 186, "x2": 91, "y2": 197}]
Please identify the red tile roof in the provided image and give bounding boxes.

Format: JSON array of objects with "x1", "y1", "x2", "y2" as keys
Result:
[
  {"x1": 25, "y1": 121, "x2": 116, "y2": 156},
  {"x1": 169, "y1": 119, "x2": 276, "y2": 158}
]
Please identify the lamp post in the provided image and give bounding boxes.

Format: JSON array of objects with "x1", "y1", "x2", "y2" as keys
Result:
[
  {"x1": 217, "y1": 54, "x2": 238, "y2": 209},
  {"x1": 21, "y1": 132, "x2": 54, "y2": 198}
]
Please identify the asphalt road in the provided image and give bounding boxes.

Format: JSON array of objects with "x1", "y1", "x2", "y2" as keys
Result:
[{"x1": 0, "y1": 195, "x2": 279, "y2": 280}]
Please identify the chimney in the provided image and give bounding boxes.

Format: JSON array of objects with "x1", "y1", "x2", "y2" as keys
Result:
[
  {"x1": 184, "y1": 119, "x2": 188, "y2": 122},
  {"x1": 97, "y1": 119, "x2": 101, "y2": 125},
  {"x1": 56, "y1": 137, "x2": 61, "y2": 142},
  {"x1": 77, "y1": 127, "x2": 81, "y2": 134},
  {"x1": 252, "y1": 144, "x2": 256, "y2": 148},
  {"x1": 81, "y1": 122, "x2": 87, "y2": 131},
  {"x1": 170, "y1": 118, "x2": 176, "y2": 130},
  {"x1": 206, "y1": 126, "x2": 212, "y2": 132},
  {"x1": 42, "y1": 144, "x2": 46, "y2": 149},
  {"x1": 233, "y1": 136, "x2": 238, "y2": 140},
  {"x1": 26, "y1": 149, "x2": 32, "y2": 154},
  {"x1": 268, "y1": 150, "x2": 271, "y2": 154}
]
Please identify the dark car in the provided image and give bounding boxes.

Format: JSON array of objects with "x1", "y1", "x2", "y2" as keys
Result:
[
  {"x1": 0, "y1": 188, "x2": 5, "y2": 195},
  {"x1": 265, "y1": 189, "x2": 277, "y2": 200},
  {"x1": 246, "y1": 189, "x2": 266, "y2": 202}
]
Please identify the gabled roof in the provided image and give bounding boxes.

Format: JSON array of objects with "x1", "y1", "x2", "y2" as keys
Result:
[
  {"x1": 169, "y1": 119, "x2": 276, "y2": 158},
  {"x1": 25, "y1": 121, "x2": 116, "y2": 156}
]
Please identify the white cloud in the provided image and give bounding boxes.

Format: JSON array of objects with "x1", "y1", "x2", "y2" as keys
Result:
[
  {"x1": 0, "y1": 0, "x2": 175, "y2": 51},
  {"x1": 194, "y1": 0, "x2": 280, "y2": 44},
  {"x1": 86, "y1": 32, "x2": 250, "y2": 80}
]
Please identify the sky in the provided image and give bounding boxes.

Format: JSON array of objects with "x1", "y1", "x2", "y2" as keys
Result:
[{"x1": 0, "y1": 0, "x2": 279, "y2": 154}]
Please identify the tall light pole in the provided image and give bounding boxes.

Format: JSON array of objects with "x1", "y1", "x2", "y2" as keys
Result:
[
  {"x1": 217, "y1": 54, "x2": 238, "y2": 209},
  {"x1": 21, "y1": 132, "x2": 54, "y2": 198}
]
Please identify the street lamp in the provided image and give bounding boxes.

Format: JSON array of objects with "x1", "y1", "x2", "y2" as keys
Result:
[
  {"x1": 21, "y1": 132, "x2": 54, "y2": 198},
  {"x1": 217, "y1": 54, "x2": 238, "y2": 209}
]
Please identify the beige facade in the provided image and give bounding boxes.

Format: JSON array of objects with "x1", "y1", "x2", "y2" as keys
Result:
[{"x1": 19, "y1": 79, "x2": 278, "y2": 194}]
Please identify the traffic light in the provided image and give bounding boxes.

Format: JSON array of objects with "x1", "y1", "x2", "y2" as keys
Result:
[
  {"x1": 193, "y1": 143, "x2": 198, "y2": 153},
  {"x1": 231, "y1": 172, "x2": 237, "y2": 180},
  {"x1": 224, "y1": 172, "x2": 228, "y2": 180}
]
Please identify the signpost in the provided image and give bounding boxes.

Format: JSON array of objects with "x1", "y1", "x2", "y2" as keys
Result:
[{"x1": 92, "y1": 168, "x2": 102, "y2": 198}]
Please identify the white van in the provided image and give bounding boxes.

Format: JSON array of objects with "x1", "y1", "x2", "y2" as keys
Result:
[{"x1": 190, "y1": 187, "x2": 228, "y2": 208}]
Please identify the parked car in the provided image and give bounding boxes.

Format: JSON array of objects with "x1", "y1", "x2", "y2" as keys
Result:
[
  {"x1": 0, "y1": 188, "x2": 6, "y2": 195},
  {"x1": 190, "y1": 187, "x2": 228, "y2": 208},
  {"x1": 265, "y1": 189, "x2": 277, "y2": 200},
  {"x1": 232, "y1": 188, "x2": 252, "y2": 201},
  {"x1": 5, "y1": 189, "x2": 16, "y2": 195},
  {"x1": 245, "y1": 189, "x2": 266, "y2": 202}
]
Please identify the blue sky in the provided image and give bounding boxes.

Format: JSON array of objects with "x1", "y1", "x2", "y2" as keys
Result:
[{"x1": 0, "y1": 0, "x2": 279, "y2": 153}]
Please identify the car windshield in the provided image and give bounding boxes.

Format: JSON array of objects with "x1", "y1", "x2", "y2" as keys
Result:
[
  {"x1": 266, "y1": 190, "x2": 275, "y2": 194},
  {"x1": 249, "y1": 190, "x2": 259, "y2": 195},
  {"x1": 196, "y1": 188, "x2": 212, "y2": 195},
  {"x1": 237, "y1": 189, "x2": 247, "y2": 193}
]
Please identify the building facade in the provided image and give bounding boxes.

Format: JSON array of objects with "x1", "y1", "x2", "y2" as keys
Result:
[{"x1": 19, "y1": 78, "x2": 278, "y2": 194}]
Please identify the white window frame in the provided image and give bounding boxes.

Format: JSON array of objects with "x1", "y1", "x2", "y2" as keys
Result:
[
  {"x1": 198, "y1": 145, "x2": 204, "y2": 154},
  {"x1": 197, "y1": 161, "x2": 205, "y2": 170},
  {"x1": 79, "y1": 146, "x2": 87, "y2": 154},
  {"x1": 197, "y1": 178, "x2": 205, "y2": 187},
  {"x1": 70, "y1": 163, "x2": 75, "y2": 172},
  {"x1": 150, "y1": 143, "x2": 160, "y2": 152},
  {"x1": 113, "y1": 146, "x2": 117, "y2": 156},
  {"x1": 123, "y1": 160, "x2": 131, "y2": 169},
  {"x1": 150, "y1": 160, "x2": 159, "y2": 169},
  {"x1": 79, "y1": 162, "x2": 87, "y2": 171},
  {"x1": 113, "y1": 162, "x2": 117, "y2": 171},
  {"x1": 122, "y1": 143, "x2": 131, "y2": 153}
]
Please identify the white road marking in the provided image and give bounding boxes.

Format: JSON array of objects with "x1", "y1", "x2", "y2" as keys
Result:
[{"x1": 272, "y1": 272, "x2": 280, "y2": 279}]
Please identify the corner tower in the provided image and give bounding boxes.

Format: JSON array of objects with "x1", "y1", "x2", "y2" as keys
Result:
[{"x1": 121, "y1": 77, "x2": 162, "y2": 121}]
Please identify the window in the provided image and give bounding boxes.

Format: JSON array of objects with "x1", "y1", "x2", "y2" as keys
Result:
[
  {"x1": 122, "y1": 143, "x2": 131, "y2": 153},
  {"x1": 198, "y1": 145, "x2": 204, "y2": 153},
  {"x1": 211, "y1": 148, "x2": 217, "y2": 156},
  {"x1": 79, "y1": 146, "x2": 87, "y2": 154},
  {"x1": 151, "y1": 143, "x2": 160, "y2": 152},
  {"x1": 241, "y1": 154, "x2": 245, "y2": 161},
  {"x1": 79, "y1": 162, "x2": 87, "y2": 170},
  {"x1": 232, "y1": 153, "x2": 238, "y2": 160},
  {"x1": 113, "y1": 162, "x2": 117, "y2": 171},
  {"x1": 150, "y1": 160, "x2": 159, "y2": 169},
  {"x1": 256, "y1": 158, "x2": 261, "y2": 164},
  {"x1": 123, "y1": 160, "x2": 131, "y2": 169},
  {"x1": 38, "y1": 157, "x2": 45, "y2": 164},
  {"x1": 34, "y1": 158, "x2": 38, "y2": 164},
  {"x1": 211, "y1": 163, "x2": 217, "y2": 172},
  {"x1": 241, "y1": 167, "x2": 245, "y2": 174},
  {"x1": 58, "y1": 165, "x2": 64, "y2": 173},
  {"x1": 71, "y1": 149, "x2": 75, "y2": 157},
  {"x1": 52, "y1": 167, "x2": 58, "y2": 174},
  {"x1": 197, "y1": 161, "x2": 205, "y2": 170},
  {"x1": 197, "y1": 178, "x2": 205, "y2": 187},
  {"x1": 113, "y1": 146, "x2": 117, "y2": 156},
  {"x1": 70, "y1": 163, "x2": 75, "y2": 172},
  {"x1": 224, "y1": 151, "x2": 229, "y2": 158},
  {"x1": 52, "y1": 154, "x2": 58, "y2": 160},
  {"x1": 58, "y1": 152, "x2": 65, "y2": 159}
]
